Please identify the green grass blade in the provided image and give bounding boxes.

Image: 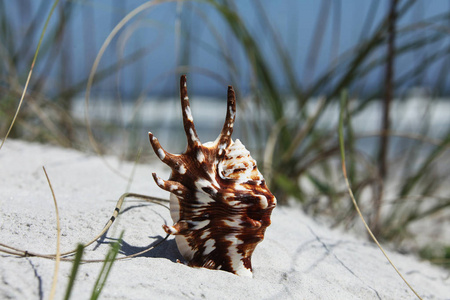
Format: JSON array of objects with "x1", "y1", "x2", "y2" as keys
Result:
[
  {"x1": 90, "y1": 231, "x2": 124, "y2": 300},
  {"x1": 0, "y1": 0, "x2": 60, "y2": 150},
  {"x1": 400, "y1": 132, "x2": 450, "y2": 197},
  {"x1": 307, "y1": 172, "x2": 334, "y2": 195},
  {"x1": 274, "y1": 173, "x2": 305, "y2": 202},
  {"x1": 64, "y1": 244, "x2": 84, "y2": 300},
  {"x1": 339, "y1": 89, "x2": 347, "y2": 163},
  {"x1": 205, "y1": 0, "x2": 287, "y2": 138}
]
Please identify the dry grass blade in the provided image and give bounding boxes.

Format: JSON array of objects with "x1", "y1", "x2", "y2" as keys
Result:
[
  {"x1": 263, "y1": 118, "x2": 287, "y2": 187},
  {"x1": 339, "y1": 90, "x2": 423, "y2": 300},
  {"x1": 58, "y1": 192, "x2": 168, "y2": 258},
  {"x1": 0, "y1": 192, "x2": 168, "y2": 260},
  {"x1": 0, "y1": 0, "x2": 60, "y2": 151},
  {"x1": 84, "y1": 0, "x2": 176, "y2": 179},
  {"x1": 126, "y1": 147, "x2": 143, "y2": 193},
  {"x1": 43, "y1": 166, "x2": 61, "y2": 300}
]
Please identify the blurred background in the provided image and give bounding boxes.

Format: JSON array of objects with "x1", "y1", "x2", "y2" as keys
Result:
[{"x1": 1, "y1": 0, "x2": 449, "y2": 267}]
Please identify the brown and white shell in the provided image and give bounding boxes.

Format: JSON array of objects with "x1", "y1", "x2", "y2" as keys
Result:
[{"x1": 148, "y1": 75, "x2": 276, "y2": 277}]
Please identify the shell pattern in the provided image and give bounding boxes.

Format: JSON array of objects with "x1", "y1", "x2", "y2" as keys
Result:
[{"x1": 148, "y1": 75, "x2": 276, "y2": 277}]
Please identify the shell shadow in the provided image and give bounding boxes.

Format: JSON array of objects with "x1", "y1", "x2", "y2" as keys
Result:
[
  {"x1": 119, "y1": 236, "x2": 183, "y2": 263},
  {"x1": 98, "y1": 201, "x2": 181, "y2": 262}
]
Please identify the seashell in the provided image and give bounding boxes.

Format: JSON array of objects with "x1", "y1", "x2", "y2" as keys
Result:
[{"x1": 148, "y1": 75, "x2": 276, "y2": 277}]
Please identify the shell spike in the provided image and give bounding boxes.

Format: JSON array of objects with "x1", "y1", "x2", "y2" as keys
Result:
[
  {"x1": 180, "y1": 75, "x2": 201, "y2": 149},
  {"x1": 216, "y1": 85, "x2": 236, "y2": 158},
  {"x1": 152, "y1": 173, "x2": 190, "y2": 196},
  {"x1": 162, "y1": 220, "x2": 189, "y2": 235},
  {"x1": 148, "y1": 132, "x2": 177, "y2": 168}
]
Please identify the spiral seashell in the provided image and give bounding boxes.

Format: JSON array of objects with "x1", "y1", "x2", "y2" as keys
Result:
[{"x1": 148, "y1": 75, "x2": 276, "y2": 277}]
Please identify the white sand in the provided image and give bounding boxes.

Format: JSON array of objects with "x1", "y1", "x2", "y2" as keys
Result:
[{"x1": 0, "y1": 140, "x2": 448, "y2": 299}]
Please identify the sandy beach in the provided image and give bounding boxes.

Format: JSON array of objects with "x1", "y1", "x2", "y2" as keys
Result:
[{"x1": 0, "y1": 139, "x2": 449, "y2": 299}]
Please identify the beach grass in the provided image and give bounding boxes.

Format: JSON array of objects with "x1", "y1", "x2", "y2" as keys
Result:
[{"x1": 1, "y1": 0, "x2": 449, "y2": 280}]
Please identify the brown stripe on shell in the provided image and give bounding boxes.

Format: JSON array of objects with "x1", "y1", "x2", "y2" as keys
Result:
[{"x1": 149, "y1": 75, "x2": 276, "y2": 277}]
